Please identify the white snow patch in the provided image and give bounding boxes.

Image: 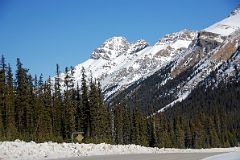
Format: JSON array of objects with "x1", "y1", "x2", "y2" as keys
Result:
[
  {"x1": 204, "y1": 10, "x2": 240, "y2": 36},
  {"x1": 171, "y1": 40, "x2": 192, "y2": 50},
  {"x1": 0, "y1": 140, "x2": 239, "y2": 160},
  {"x1": 157, "y1": 90, "x2": 191, "y2": 113}
]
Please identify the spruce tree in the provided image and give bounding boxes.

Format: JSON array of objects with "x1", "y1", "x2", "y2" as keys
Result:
[
  {"x1": 42, "y1": 78, "x2": 54, "y2": 140},
  {"x1": 5, "y1": 64, "x2": 17, "y2": 140},
  {"x1": 35, "y1": 75, "x2": 53, "y2": 141},
  {"x1": 52, "y1": 64, "x2": 63, "y2": 140},
  {"x1": 63, "y1": 67, "x2": 76, "y2": 139},
  {"x1": 147, "y1": 106, "x2": 157, "y2": 147},
  {"x1": 68, "y1": 67, "x2": 76, "y2": 134},
  {"x1": 15, "y1": 58, "x2": 29, "y2": 138},
  {"x1": 114, "y1": 105, "x2": 133, "y2": 144},
  {"x1": 35, "y1": 74, "x2": 45, "y2": 141},
  {"x1": 131, "y1": 101, "x2": 148, "y2": 146},
  {"x1": 113, "y1": 105, "x2": 124, "y2": 144},
  {"x1": 96, "y1": 81, "x2": 112, "y2": 143},
  {"x1": 25, "y1": 74, "x2": 35, "y2": 139},
  {"x1": 74, "y1": 84, "x2": 82, "y2": 132},
  {"x1": 122, "y1": 105, "x2": 131, "y2": 144},
  {"x1": 85, "y1": 78, "x2": 112, "y2": 143},
  {"x1": 81, "y1": 67, "x2": 90, "y2": 137}
]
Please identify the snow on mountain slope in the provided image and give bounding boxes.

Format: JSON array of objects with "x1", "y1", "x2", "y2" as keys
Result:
[
  {"x1": 204, "y1": 6, "x2": 240, "y2": 36},
  {"x1": 59, "y1": 36, "x2": 145, "y2": 85},
  {"x1": 101, "y1": 30, "x2": 197, "y2": 98},
  {"x1": 157, "y1": 29, "x2": 240, "y2": 113},
  {"x1": 109, "y1": 8, "x2": 240, "y2": 113},
  {"x1": 59, "y1": 30, "x2": 197, "y2": 99}
]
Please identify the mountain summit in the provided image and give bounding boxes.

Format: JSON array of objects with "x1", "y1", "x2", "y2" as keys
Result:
[
  {"x1": 91, "y1": 37, "x2": 130, "y2": 60},
  {"x1": 90, "y1": 37, "x2": 150, "y2": 61},
  {"x1": 58, "y1": 29, "x2": 196, "y2": 99}
]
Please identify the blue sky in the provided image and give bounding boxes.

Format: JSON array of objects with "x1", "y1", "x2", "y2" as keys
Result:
[{"x1": 0, "y1": 0, "x2": 239, "y2": 77}]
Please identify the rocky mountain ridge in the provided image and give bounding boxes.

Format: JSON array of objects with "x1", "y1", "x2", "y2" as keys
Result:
[
  {"x1": 58, "y1": 30, "x2": 197, "y2": 99},
  {"x1": 58, "y1": 6, "x2": 240, "y2": 112}
]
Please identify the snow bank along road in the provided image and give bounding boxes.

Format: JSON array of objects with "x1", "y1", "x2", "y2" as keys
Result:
[
  {"x1": 0, "y1": 140, "x2": 239, "y2": 160},
  {"x1": 56, "y1": 153, "x2": 227, "y2": 160}
]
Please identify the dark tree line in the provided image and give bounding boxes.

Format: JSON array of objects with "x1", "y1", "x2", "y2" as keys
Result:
[
  {"x1": 0, "y1": 55, "x2": 111, "y2": 142},
  {"x1": 111, "y1": 80, "x2": 240, "y2": 148},
  {"x1": 1, "y1": 55, "x2": 239, "y2": 148}
]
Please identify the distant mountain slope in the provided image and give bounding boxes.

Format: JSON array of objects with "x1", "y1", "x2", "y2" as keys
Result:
[
  {"x1": 108, "y1": 7, "x2": 240, "y2": 112},
  {"x1": 58, "y1": 6, "x2": 240, "y2": 113}
]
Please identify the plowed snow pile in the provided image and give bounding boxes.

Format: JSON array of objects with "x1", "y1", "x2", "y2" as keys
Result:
[{"x1": 0, "y1": 140, "x2": 239, "y2": 160}]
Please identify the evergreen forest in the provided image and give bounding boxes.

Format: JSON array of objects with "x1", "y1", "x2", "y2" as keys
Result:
[{"x1": 0, "y1": 55, "x2": 239, "y2": 148}]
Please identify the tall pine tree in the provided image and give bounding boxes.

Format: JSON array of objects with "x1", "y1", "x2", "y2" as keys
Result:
[
  {"x1": 15, "y1": 58, "x2": 29, "y2": 138},
  {"x1": 52, "y1": 64, "x2": 63, "y2": 141},
  {"x1": 63, "y1": 67, "x2": 76, "y2": 139},
  {"x1": 0, "y1": 55, "x2": 6, "y2": 139},
  {"x1": 5, "y1": 64, "x2": 17, "y2": 140},
  {"x1": 81, "y1": 67, "x2": 90, "y2": 137}
]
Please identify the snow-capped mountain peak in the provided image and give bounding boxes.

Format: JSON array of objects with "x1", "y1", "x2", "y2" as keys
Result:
[
  {"x1": 58, "y1": 6, "x2": 240, "y2": 104},
  {"x1": 57, "y1": 29, "x2": 197, "y2": 100},
  {"x1": 91, "y1": 36, "x2": 130, "y2": 60}
]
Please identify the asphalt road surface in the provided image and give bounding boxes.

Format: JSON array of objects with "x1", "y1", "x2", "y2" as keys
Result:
[{"x1": 57, "y1": 153, "x2": 223, "y2": 160}]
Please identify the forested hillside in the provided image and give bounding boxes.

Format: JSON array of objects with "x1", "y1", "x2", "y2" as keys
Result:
[
  {"x1": 1, "y1": 55, "x2": 240, "y2": 148},
  {"x1": 111, "y1": 79, "x2": 240, "y2": 148}
]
